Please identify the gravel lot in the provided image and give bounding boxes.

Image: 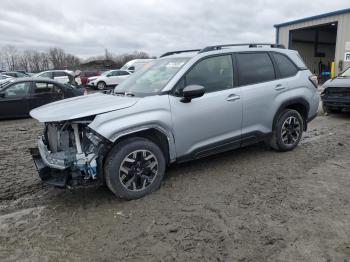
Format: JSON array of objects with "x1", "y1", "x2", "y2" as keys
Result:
[{"x1": 0, "y1": 112, "x2": 350, "y2": 262}]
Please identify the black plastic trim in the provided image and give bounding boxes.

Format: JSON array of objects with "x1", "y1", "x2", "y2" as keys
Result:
[{"x1": 176, "y1": 131, "x2": 271, "y2": 163}]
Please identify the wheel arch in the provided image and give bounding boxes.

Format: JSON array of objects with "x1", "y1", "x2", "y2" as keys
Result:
[
  {"x1": 109, "y1": 126, "x2": 176, "y2": 164},
  {"x1": 97, "y1": 80, "x2": 106, "y2": 88},
  {"x1": 273, "y1": 98, "x2": 310, "y2": 131}
]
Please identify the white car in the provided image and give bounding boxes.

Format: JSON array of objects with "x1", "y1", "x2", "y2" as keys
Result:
[
  {"x1": 35, "y1": 70, "x2": 81, "y2": 85},
  {"x1": 87, "y1": 70, "x2": 131, "y2": 90},
  {"x1": 121, "y1": 59, "x2": 154, "y2": 72}
]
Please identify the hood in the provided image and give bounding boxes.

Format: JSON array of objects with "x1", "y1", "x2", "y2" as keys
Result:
[
  {"x1": 88, "y1": 76, "x2": 98, "y2": 81},
  {"x1": 323, "y1": 77, "x2": 350, "y2": 88},
  {"x1": 30, "y1": 93, "x2": 139, "y2": 122}
]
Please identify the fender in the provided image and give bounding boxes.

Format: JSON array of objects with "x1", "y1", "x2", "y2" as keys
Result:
[
  {"x1": 273, "y1": 97, "x2": 310, "y2": 131},
  {"x1": 111, "y1": 124, "x2": 177, "y2": 163}
]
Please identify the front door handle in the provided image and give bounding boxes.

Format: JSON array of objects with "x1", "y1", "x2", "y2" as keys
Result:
[
  {"x1": 275, "y1": 84, "x2": 286, "y2": 91},
  {"x1": 226, "y1": 94, "x2": 240, "y2": 102}
]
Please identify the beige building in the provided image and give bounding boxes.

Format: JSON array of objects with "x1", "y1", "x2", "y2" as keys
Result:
[{"x1": 275, "y1": 8, "x2": 350, "y2": 76}]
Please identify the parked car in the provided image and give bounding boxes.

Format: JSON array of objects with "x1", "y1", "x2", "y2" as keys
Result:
[
  {"x1": 1, "y1": 71, "x2": 29, "y2": 78},
  {"x1": 15, "y1": 70, "x2": 32, "y2": 76},
  {"x1": 30, "y1": 43, "x2": 319, "y2": 200},
  {"x1": 321, "y1": 67, "x2": 350, "y2": 113},
  {"x1": 121, "y1": 59, "x2": 154, "y2": 73},
  {"x1": 0, "y1": 78, "x2": 85, "y2": 119},
  {"x1": 0, "y1": 75, "x2": 13, "y2": 86},
  {"x1": 34, "y1": 70, "x2": 81, "y2": 85},
  {"x1": 87, "y1": 69, "x2": 131, "y2": 90},
  {"x1": 80, "y1": 70, "x2": 101, "y2": 86}
]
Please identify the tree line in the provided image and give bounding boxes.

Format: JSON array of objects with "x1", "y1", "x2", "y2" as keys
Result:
[{"x1": 0, "y1": 45, "x2": 151, "y2": 73}]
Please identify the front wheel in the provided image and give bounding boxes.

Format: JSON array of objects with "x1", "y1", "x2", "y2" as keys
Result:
[
  {"x1": 96, "y1": 81, "x2": 106, "y2": 90},
  {"x1": 269, "y1": 109, "x2": 304, "y2": 152},
  {"x1": 104, "y1": 137, "x2": 166, "y2": 200}
]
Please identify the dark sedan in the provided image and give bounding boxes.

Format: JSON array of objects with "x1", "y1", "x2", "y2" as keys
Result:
[{"x1": 0, "y1": 78, "x2": 85, "y2": 119}]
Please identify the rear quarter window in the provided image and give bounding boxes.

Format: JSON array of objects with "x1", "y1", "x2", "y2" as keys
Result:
[
  {"x1": 54, "y1": 72, "x2": 67, "y2": 77},
  {"x1": 272, "y1": 53, "x2": 298, "y2": 78}
]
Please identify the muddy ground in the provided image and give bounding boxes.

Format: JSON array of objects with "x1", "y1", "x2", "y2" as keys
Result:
[{"x1": 0, "y1": 111, "x2": 350, "y2": 262}]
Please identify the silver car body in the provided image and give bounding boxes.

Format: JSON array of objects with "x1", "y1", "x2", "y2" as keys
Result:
[{"x1": 30, "y1": 46, "x2": 320, "y2": 177}]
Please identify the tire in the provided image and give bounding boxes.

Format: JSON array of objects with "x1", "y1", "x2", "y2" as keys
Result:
[
  {"x1": 96, "y1": 81, "x2": 106, "y2": 90},
  {"x1": 104, "y1": 137, "x2": 166, "y2": 200},
  {"x1": 269, "y1": 109, "x2": 304, "y2": 152}
]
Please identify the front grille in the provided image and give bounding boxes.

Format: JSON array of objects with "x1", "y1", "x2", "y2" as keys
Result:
[{"x1": 325, "y1": 87, "x2": 350, "y2": 98}]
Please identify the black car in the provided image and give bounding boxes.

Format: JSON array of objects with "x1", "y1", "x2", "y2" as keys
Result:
[
  {"x1": 321, "y1": 67, "x2": 350, "y2": 113},
  {"x1": 0, "y1": 78, "x2": 85, "y2": 119}
]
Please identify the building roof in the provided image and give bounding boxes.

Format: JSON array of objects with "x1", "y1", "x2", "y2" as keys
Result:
[{"x1": 274, "y1": 8, "x2": 350, "y2": 28}]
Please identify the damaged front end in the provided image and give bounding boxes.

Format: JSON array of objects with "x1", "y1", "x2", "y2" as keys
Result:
[{"x1": 30, "y1": 119, "x2": 110, "y2": 188}]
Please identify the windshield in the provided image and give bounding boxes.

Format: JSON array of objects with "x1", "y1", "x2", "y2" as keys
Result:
[
  {"x1": 340, "y1": 68, "x2": 350, "y2": 77},
  {"x1": 114, "y1": 57, "x2": 189, "y2": 96}
]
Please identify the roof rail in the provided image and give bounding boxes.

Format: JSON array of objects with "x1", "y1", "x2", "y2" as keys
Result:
[
  {"x1": 160, "y1": 49, "x2": 201, "y2": 58},
  {"x1": 199, "y1": 43, "x2": 285, "y2": 53}
]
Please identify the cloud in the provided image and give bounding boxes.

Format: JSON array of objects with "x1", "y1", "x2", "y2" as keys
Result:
[{"x1": 0, "y1": 0, "x2": 349, "y2": 58}]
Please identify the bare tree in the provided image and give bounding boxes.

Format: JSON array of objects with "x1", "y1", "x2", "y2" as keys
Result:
[
  {"x1": 2, "y1": 45, "x2": 19, "y2": 71},
  {"x1": 0, "y1": 45, "x2": 151, "y2": 72},
  {"x1": 48, "y1": 47, "x2": 66, "y2": 69}
]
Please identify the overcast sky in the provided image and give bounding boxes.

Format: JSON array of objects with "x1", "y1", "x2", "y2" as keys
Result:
[{"x1": 0, "y1": 0, "x2": 349, "y2": 58}]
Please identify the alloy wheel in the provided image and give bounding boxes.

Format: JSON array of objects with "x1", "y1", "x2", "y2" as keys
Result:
[
  {"x1": 119, "y1": 150, "x2": 159, "y2": 192},
  {"x1": 281, "y1": 116, "x2": 301, "y2": 145}
]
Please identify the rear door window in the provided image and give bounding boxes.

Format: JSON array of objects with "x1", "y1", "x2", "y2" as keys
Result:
[
  {"x1": 119, "y1": 71, "x2": 130, "y2": 76},
  {"x1": 34, "y1": 82, "x2": 54, "y2": 94},
  {"x1": 272, "y1": 53, "x2": 298, "y2": 78},
  {"x1": 236, "y1": 53, "x2": 275, "y2": 86}
]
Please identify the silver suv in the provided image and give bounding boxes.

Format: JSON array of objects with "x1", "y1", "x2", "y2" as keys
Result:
[{"x1": 30, "y1": 44, "x2": 320, "y2": 199}]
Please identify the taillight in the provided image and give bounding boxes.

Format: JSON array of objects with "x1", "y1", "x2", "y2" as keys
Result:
[{"x1": 309, "y1": 75, "x2": 318, "y2": 88}]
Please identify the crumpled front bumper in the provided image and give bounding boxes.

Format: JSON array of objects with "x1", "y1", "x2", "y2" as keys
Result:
[{"x1": 30, "y1": 134, "x2": 107, "y2": 188}]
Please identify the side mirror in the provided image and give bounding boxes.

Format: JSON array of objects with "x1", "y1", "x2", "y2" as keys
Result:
[{"x1": 181, "y1": 85, "x2": 205, "y2": 103}]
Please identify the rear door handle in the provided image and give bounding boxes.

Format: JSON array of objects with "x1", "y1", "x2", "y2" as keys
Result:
[
  {"x1": 226, "y1": 94, "x2": 240, "y2": 101},
  {"x1": 275, "y1": 84, "x2": 286, "y2": 91}
]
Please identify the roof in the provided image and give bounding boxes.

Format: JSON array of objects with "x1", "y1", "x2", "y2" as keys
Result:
[
  {"x1": 274, "y1": 7, "x2": 350, "y2": 28},
  {"x1": 4, "y1": 77, "x2": 65, "y2": 84}
]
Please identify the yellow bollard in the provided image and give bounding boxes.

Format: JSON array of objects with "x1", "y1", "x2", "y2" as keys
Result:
[{"x1": 331, "y1": 61, "x2": 335, "y2": 78}]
